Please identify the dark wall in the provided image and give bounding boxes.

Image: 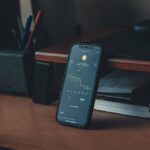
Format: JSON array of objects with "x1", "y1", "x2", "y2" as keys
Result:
[
  {"x1": 31, "y1": 0, "x2": 77, "y2": 46},
  {"x1": 0, "y1": 0, "x2": 20, "y2": 49},
  {"x1": 0, "y1": 0, "x2": 20, "y2": 22},
  {"x1": 132, "y1": 0, "x2": 150, "y2": 21},
  {"x1": 75, "y1": 0, "x2": 150, "y2": 34},
  {"x1": 75, "y1": 0, "x2": 134, "y2": 34},
  {"x1": 31, "y1": 0, "x2": 150, "y2": 43}
]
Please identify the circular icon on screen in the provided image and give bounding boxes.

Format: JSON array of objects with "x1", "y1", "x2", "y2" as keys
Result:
[{"x1": 82, "y1": 55, "x2": 87, "y2": 61}]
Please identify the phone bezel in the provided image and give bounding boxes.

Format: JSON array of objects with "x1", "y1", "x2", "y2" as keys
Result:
[{"x1": 56, "y1": 43, "x2": 103, "y2": 128}]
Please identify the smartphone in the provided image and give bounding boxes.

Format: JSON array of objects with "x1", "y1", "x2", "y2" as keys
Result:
[{"x1": 56, "y1": 43, "x2": 103, "y2": 128}]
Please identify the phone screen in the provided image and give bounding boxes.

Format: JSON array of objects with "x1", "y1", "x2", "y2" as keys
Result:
[{"x1": 56, "y1": 44, "x2": 102, "y2": 127}]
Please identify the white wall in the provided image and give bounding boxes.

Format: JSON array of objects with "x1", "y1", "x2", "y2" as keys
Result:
[{"x1": 19, "y1": 0, "x2": 33, "y2": 27}]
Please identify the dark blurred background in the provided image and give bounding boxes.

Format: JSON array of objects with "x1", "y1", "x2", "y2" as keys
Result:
[{"x1": 1, "y1": 0, "x2": 150, "y2": 49}]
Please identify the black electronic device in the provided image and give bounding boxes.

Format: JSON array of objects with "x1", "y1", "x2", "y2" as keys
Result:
[
  {"x1": 33, "y1": 61, "x2": 57, "y2": 104},
  {"x1": 95, "y1": 69, "x2": 150, "y2": 118},
  {"x1": 56, "y1": 44, "x2": 103, "y2": 128}
]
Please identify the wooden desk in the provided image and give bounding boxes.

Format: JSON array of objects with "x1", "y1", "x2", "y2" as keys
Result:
[
  {"x1": 34, "y1": 27, "x2": 150, "y2": 104},
  {"x1": 0, "y1": 94, "x2": 149, "y2": 150},
  {"x1": 35, "y1": 27, "x2": 150, "y2": 72},
  {"x1": 36, "y1": 47, "x2": 150, "y2": 72}
]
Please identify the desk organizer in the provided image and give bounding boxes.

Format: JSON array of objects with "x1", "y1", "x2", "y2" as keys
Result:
[{"x1": 0, "y1": 50, "x2": 34, "y2": 96}]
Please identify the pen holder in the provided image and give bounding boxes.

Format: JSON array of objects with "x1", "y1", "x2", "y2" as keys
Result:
[{"x1": 0, "y1": 49, "x2": 35, "y2": 96}]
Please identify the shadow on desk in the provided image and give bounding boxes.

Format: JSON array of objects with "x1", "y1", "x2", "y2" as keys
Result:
[
  {"x1": 43, "y1": 101, "x2": 150, "y2": 130},
  {"x1": 89, "y1": 111, "x2": 150, "y2": 130},
  {"x1": 0, "y1": 147, "x2": 14, "y2": 150},
  {"x1": 30, "y1": 99, "x2": 150, "y2": 131}
]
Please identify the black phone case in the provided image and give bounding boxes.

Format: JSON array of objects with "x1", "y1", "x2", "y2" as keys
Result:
[{"x1": 56, "y1": 43, "x2": 103, "y2": 128}]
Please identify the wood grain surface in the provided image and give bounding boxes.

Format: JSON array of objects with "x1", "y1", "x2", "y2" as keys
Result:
[
  {"x1": 0, "y1": 94, "x2": 149, "y2": 150},
  {"x1": 35, "y1": 27, "x2": 150, "y2": 72}
]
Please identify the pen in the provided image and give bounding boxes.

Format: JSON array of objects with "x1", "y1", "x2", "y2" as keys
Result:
[
  {"x1": 25, "y1": 10, "x2": 43, "y2": 50},
  {"x1": 17, "y1": 16, "x2": 24, "y2": 40},
  {"x1": 22, "y1": 15, "x2": 33, "y2": 49}
]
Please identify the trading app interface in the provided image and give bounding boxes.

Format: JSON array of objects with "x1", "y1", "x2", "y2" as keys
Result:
[{"x1": 57, "y1": 45, "x2": 102, "y2": 125}]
